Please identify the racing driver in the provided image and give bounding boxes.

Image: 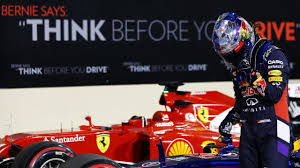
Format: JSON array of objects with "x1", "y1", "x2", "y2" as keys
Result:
[{"x1": 212, "y1": 12, "x2": 291, "y2": 168}]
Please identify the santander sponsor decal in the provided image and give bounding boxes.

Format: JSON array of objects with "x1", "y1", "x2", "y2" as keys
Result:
[{"x1": 44, "y1": 134, "x2": 86, "y2": 143}]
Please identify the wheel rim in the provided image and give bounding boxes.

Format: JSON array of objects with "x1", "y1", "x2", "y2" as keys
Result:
[
  {"x1": 40, "y1": 158, "x2": 65, "y2": 168},
  {"x1": 0, "y1": 158, "x2": 14, "y2": 168},
  {"x1": 1, "y1": 161, "x2": 13, "y2": 168}
]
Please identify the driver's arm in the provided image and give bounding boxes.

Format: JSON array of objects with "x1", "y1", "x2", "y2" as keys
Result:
[{"x1": 219, "y1": 83, "x2": 241, "y2": 137}]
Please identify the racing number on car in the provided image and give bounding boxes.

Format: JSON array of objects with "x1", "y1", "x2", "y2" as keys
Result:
[
  {"x1": 197, "y1": 108, "x2": 209, "y2": 123},
  {"x1": 96, "y1": 134, "x2": 110, "y2": 153}
]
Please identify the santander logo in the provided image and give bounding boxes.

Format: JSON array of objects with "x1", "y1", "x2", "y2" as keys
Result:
[{"x1": 43, "y1": 134, "x2": 86, "y2": 143}]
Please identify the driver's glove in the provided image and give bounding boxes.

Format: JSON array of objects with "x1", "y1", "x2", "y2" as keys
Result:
[
  {"x1": 219, "y1": 111, "x2": 240, "y2": 137},
  {"x1": 219, "y1": 121, "x2": 233, "y2": 137}
]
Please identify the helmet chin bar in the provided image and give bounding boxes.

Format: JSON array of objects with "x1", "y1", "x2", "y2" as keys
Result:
[{"x1": 218, "y1": 43, "x2": 250, "y2": 72}]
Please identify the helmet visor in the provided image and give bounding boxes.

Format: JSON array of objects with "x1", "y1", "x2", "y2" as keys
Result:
[{"x1": 212, "y1": 17, "x2": 240, "y2": 54}]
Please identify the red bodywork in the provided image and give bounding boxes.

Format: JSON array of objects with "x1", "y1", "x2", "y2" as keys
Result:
[{"x1": 0, "y1": 88, "x2": 240, "y2": 163}]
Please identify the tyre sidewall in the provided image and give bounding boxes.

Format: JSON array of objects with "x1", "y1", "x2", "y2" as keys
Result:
[
  {"x1": 12, "y1": 141, "x2": 75, "y2": 168},
  {"x1": 29, "y1": 148, "x2": 73, "y2": 167},
  {"x1": 84, "y1": 159, "x2": 121, "y2": 168},
  {"x1": 62, "y1": 154, "x2": 121, "y2": 168}
]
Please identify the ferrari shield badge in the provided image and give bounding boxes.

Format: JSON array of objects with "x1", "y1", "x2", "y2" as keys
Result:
[
  {"x1": 96, "y1": 134, "x2": 110, "y2": 153},
  {"x1": 197, "y1": 107, "x2": 209, "y2": 123}
]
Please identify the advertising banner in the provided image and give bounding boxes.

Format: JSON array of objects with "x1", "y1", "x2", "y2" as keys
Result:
[{"x1": 0, "y1": 0, "x2": 299, "y2": 87}]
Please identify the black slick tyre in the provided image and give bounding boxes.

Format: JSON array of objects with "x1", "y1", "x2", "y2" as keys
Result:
[
  {"x1": 61, "y1": 154, "x2": 121, "y2": 168},
  {"x1": 12, "y1": 141, "x2": 75, "y2": 168}
]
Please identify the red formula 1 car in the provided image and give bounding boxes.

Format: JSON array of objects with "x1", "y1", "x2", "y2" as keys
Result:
[{"x1": 0, "y1": 82, "x2": 240, "y2": 167}]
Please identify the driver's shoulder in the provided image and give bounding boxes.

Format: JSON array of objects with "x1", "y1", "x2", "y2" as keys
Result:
[{"x1": 264, "y1": 45, "x2": 287, "y2": 63}]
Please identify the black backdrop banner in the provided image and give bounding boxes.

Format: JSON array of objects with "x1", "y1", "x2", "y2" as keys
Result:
[{"x1": 0, "y1": 0, "x2": 299, "y2": 88}]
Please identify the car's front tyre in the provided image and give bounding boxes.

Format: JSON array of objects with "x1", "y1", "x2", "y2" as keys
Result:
[
  {"x1": 12, "y1": 141, "x2": 75, "y2": 168},
  {"x1": 61, "y1": 154, "x2": 121, "y2": 168}
]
